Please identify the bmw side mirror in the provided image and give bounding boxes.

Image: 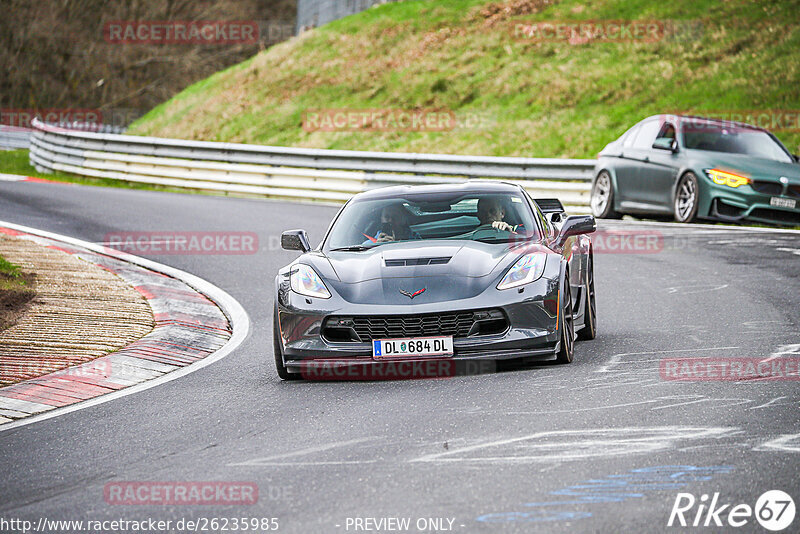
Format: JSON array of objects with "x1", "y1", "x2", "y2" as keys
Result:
[
  {"x1": 281, "y1": 229, "x2": 311, "y2": 252},
  {"x1": 556, "y1": 215, "x2": 596, "y2": 247},
  {"x1": 652, "y1": 138, "x2": 678, "y2": 152}
]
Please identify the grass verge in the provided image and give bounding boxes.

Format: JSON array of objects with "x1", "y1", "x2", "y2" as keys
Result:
[{"x1": 0, "y1": 253, "x2": 35, "y2": 332}]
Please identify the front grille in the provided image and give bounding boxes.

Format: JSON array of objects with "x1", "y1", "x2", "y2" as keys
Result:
[
  {"x1": 323, "y1": 309, "x2": 508, "y2": 342},
  {"x1": 788, "y1": 185, "x2": 800, "y2": 199},
  {"x1": 751, "y1": 181, "x2": 783, "y2": 195}
]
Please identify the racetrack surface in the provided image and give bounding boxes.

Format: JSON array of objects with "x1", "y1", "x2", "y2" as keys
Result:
[{"x1": 1, "y1": 180, "x2": 798, "y2": 533}]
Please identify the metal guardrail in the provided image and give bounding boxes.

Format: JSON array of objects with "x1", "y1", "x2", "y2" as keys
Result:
[
  {"x1": 2, "y1": 123, "x2": 126, "y2": 150},
  {"x1": 0, "y1": 127, "x2": 32, "y2": 150},
  {"x1": 29, "y1": 118, "x2": 596, "y2": 209}
]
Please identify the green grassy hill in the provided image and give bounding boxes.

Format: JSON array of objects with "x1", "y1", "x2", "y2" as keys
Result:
[{"x1": 129, "y1": 0, "x2": 800, "y2": 158}]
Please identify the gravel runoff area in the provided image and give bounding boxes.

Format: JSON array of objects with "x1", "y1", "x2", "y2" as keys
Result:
[{"x1": 0, "y1": 232, "x2": 155, "y2": 386}]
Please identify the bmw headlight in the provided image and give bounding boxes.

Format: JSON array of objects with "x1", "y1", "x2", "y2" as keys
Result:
[
  {"x1": 497, "y1": 253, "x2": 547, "y2": 290},
  {"x1": 290, "y1": 263, "x2": 331, "y2": 299},
  {"x1": 704, "y1": 168, "x2": 750, "y2": 188}
]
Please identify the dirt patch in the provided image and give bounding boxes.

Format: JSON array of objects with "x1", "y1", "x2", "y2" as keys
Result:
[
  {"x1": 0, "y1": 270, "x2": 36, "y2": 332},
  {"x1": 474, "y1": 0, "x2": 559, "y2": 26}
]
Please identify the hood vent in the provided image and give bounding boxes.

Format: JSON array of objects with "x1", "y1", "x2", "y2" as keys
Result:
[{"x1": 385, "y1": 257, "x2": 452, "y2": 267}]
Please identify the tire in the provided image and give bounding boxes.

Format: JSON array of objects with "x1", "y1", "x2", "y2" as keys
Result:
[
  {"x1": 674, "y1": 172, "x2": 700, "y2": 223},
  {"x1": 273, "y1": 307, "x2": 301, "y2": 380},
  {"x1": 555, "y1": 274, "x2": 575, "y2": 364},
  {"x1": 591, "y1": 171, "x2": 622, "y2": 219},
  {"x1": 576, "y1": 254, "x2": 596, "y2": 341}
]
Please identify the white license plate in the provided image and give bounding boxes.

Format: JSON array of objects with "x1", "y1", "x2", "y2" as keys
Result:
[
  {"x1": 372, "y1": 336, "x2": 453, "y2": 359},
  {"x1": 770, "y1": 196, "x2": 796, "y2": 209}
]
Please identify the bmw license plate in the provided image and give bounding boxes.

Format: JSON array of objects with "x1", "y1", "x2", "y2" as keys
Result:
[
  {"x1": 770, "y1": 196, "x2": 796, "y2": 209},
  {"x1": 372, "y1": 336, "x2": 453, "y2": 359}
]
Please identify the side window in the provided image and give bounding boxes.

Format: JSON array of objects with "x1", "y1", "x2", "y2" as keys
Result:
[
  {"x1": 655, "y1": 122, "x2": 676, "y2": 143},
  {"x1": 534, "y1": 202, "x2": 554, "y2": 238},
  {"x1": 622, "y1": 124, "x2": 641, "y2": 148},
  {"x1": 631, "y1": 120, "x2": 661, "y2": 150}
]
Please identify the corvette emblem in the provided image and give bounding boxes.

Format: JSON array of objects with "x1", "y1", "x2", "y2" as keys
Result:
[{"x1": 399, "y1": 287, "x2": 426, "y2": 299}]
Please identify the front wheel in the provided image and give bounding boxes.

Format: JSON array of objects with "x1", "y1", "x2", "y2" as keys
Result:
[
  {"x1": 555, "y1": 276, "x2": 575, "y2": 364},
  {"x1": 674, "y1": 172, "x2": 700, "y2": 223},
  {"x1": 591, "y1": 171, "x2": 622, "y2": 219}
]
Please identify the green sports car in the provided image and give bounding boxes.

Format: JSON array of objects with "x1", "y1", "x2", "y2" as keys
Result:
[{"x1": 591, "y1": 114, "x2": 800, "y2": 225}]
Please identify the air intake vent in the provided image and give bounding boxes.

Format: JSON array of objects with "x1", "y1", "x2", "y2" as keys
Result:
[
  {"x1": 385, "y1": 257, "x2": 451, "y2": 267},
  {"x1": 751, "y1": 181, "x2": 783, "y2": 196}
]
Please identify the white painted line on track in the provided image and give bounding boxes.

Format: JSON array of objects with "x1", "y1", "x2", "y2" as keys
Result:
[
  {"x1": 749, "y1": 396, "x2": 788, "y2": 410},
  {"x1": 755, "y1": 432, "x2": 800, "y2": 453},
  {"x1": 596, "y1": 346, "x2": 741, "y2": 373},
  {"x1": 0, "y1": 173, "x2": 27, "y2": 181},
  {"x1": 409, "y1": 427, "x2": 737, "y2": 464},
  {"x1": 0, "y1": 219, "x2": 250, "y2": 433},
  {"x1": 228, "y1": 437, "x2": 383, "y2": 467},
  {"x1": 604, "y1": 218, "x2": 800, "y2": 234}
]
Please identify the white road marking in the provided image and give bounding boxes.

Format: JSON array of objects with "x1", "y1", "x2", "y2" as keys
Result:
[
  {"x1": 756, "y1": 433, "x2": 800, "y2": 453},
  {"x1": 776, "y1": 247, "x2": 800, "y2": 256},
  {"x1": 596, "y1": 346, "x2": 740, "y2": 373},
  {"x1": 665, "y1": 284, "x2": 729, "y2": 295},
  {"x1": 410, "y1": 427, "x2": 737, "y2": 464},
  {"x1": 0, "y1": 173, "x2": 27, "y2": 181},
  {"x1": 228, "y1": 437, "x2": 383, "y2": 466},
  {"x1": 760, "y1": 343, "x2": 800, "y2": 363},
  {"x1": 749, "y1": 397, "x2": 788, "y2": 410}
]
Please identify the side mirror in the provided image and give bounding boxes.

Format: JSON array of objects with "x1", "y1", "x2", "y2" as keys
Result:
[
  {"x1": 652, "y1": 138, "x2": 678, "y2": 152},
  {"x1": 281, "y1": 229, "x2": 311, "y2": 252},
  {"x1": 556, "y1": 215, "x2": 596, "y2": 247}
]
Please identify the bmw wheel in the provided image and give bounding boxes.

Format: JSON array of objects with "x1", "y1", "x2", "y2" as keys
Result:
[
  {"x1": 674, "y1": 172, "x2": 700, "y2": 223},
  {"x1": 591, "y1": 171, "x2": 622, "y2": 219},
  {"x1": 555, "y1": 275, "x2": 575, "y2": 364}
]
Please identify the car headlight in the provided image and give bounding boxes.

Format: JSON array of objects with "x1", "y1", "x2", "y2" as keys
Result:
[
  {"x1": 290, "y1": 263, "x2": 331, "y2": 299},
  {"x1": 497, "y1": 253, "x2": 547, "y2": 290},
  {"x1": 704, "y1": 168, "x2": 750, "y2": 188}
]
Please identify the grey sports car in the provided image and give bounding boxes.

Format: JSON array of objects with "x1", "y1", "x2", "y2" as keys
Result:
[{"x1": 273, "y1": 182, "x2": 597, "y2": 380}]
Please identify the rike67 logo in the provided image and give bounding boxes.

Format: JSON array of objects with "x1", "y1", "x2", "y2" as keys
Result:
[{"x1": 668, "y1": 490, "x2": 795, "y2": 531}]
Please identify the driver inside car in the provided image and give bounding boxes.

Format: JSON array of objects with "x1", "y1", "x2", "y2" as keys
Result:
[
  {"x1": 476, "y1": 197, "x2": 517, "y2": 232},
  {"x1": 365, "y1": 203, "x2": 418, "y2": 243}
]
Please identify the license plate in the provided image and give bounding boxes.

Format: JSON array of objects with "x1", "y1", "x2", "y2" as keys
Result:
[
  {"x1": 770, "y1": 196, "x2": 796, "y2": 209},
  {"x1": 372, "y1": 336, "x2": 453, "y2": 359}
]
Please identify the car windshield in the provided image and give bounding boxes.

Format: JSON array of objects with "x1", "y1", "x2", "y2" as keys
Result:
[
  {"x1": 326, "y1": 192, "x2": 539, "y2": 250},
  {"x1": 682, "y1": 123, "x2": 793, "y2": 162}
]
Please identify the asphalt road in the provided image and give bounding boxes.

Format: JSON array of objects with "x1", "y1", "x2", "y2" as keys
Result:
[{"x1": 1, "y1": 180, "x2": 799, "y2": 533}]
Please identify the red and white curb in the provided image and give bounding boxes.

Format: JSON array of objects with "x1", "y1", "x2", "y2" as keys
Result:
[{"x1": 0, "y1": 220, "x2": 249, "y2": 432}]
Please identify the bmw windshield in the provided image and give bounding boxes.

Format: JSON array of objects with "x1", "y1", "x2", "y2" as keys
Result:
[
  {"x1": 325, "y1": 192, "x2": 539, "y2": 251},
  {"x1": 681, "y1": 122, "x2": 793, "y2": 163}
]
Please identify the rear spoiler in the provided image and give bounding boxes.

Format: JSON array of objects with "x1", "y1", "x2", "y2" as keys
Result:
[{"x1": 533, "y1": 198, "x2": 566, "y2": 214}]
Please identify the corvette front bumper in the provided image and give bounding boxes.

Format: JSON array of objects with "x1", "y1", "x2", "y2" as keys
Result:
[{"x1": 275, "y1": 275, "x2": 563, "y2": 374}]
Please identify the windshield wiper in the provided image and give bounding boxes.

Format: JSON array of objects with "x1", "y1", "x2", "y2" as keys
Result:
[{"x1": 330, "y1": 245, "x2": 373, "y2": 252}]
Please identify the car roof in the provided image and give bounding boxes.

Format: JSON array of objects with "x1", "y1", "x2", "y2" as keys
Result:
[
  {"x1": 352, "y1": 180, "x2": 524, "y2": 201},
  {"x1": 641, "y1": 114, "x2": 766, "y2": 133}
]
